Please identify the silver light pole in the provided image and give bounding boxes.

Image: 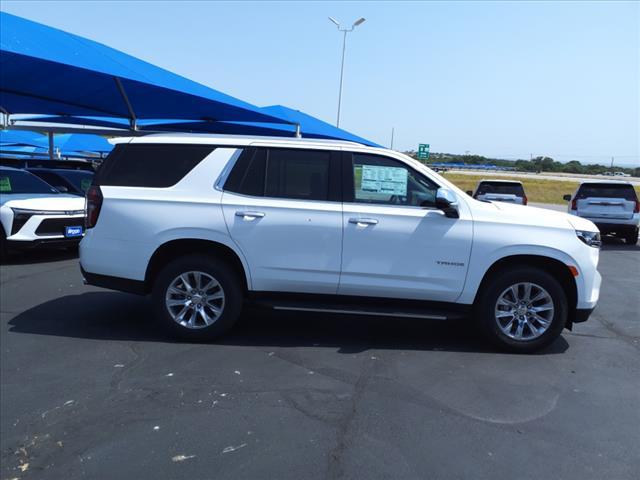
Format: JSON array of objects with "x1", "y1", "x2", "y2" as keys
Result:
[{"x1": 328, "y1": 16, "x2": 365, "y2": 128}]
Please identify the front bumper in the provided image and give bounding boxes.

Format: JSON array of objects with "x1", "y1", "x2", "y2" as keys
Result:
[{"x1": 7, "y1": 237, "x2": 81, "y2": 249}]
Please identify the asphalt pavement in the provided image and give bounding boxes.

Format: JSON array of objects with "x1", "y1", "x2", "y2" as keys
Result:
[{"x1": 1, "y1": 239, "x2": 639, "y2": 479}]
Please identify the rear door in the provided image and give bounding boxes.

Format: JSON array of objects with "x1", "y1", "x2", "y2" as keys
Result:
[
  {"x1": 576, "y1": 183, "x2": 637, "y2": 220},
  {"x1": 338, "y1": 152, "x2": 472, "y2": 302},
  {"x1": 221, "y1": 147, "x2": 343, "y2": 294}
]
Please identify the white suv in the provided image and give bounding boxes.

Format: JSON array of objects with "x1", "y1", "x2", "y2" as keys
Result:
[
  {"x1": 80, "y1": 134, "x2": 602, "y2": 353},
  {"x1": 1, "y1": 166, "x2": 86, "y2": 256},
  {"x1": 564, "y1": 181, "x2": 639, "y2": 245}
]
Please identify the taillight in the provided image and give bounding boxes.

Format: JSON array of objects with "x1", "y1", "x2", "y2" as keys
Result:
[
  {"x1": 522, "y1": 195, "x2": 528, "y2": 206},
  {"x1": 571, "y1": 198, "x2": 577, "y2": 211},
  {"x1": 634, "y1": 200, "x2": 640, "y2": 214},
  {"x1": 85, "y1": 185, "x2": 103, "y2": 229}
]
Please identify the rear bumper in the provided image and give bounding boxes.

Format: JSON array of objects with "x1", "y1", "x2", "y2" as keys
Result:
[
  {"x1": 592, "y1": 223, "x2": 638, "y2": 234},
  {"x1": 80, "y1": 265, "x2": 147, "y2": 295}
]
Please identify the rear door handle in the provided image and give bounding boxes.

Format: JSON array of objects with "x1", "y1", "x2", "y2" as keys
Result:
[
  {"x1": 349, "y1": 217, "x2": 378, "y2": 226},
  {"x1": 236, "y1": 211, "x2": 265, "y2": 220}
]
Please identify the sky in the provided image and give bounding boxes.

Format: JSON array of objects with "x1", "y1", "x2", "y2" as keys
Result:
[{"x1": 2, "y1": 1, "x2": 639, "y2": 166}]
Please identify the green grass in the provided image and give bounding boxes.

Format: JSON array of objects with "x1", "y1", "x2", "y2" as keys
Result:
[{"x1": 441, "y1": 173, "x2": 640, "y2": 205}]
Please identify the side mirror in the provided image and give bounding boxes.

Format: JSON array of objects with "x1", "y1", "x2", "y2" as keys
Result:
[
  {"x1": 466, "y1": 190, "x2": 473, "y2": 196},
  {"x1": 563, "y1": 194, "x2": 571, "y2": 201},
  {"x1": 435, "y1": 188, "x2": 460, "y2": 219}
]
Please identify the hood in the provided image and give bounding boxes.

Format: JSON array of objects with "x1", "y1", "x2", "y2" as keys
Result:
[
  {"x1": 491, "y1": 201, "x2": 597, "y2": 232},
  {"x1": 0, "y1": 193, "x2": 85, "y2": 211}
]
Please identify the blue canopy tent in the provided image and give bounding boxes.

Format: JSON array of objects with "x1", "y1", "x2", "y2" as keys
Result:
[
  {"x1": 17, "y1": 105, "x2": 381, "y2": 147},
  {"x1": 0, "y1": 129, "x2": 47, "y2": 147},
  {"x1": 0, "y1": 12, "x2": 292, "y2": 128},
  {"x1": 1, "y1": 129, "x2": 112, "y2": 160}
]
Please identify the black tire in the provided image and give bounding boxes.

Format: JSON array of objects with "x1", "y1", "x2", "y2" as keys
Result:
[
  {"x1": 0, "y1": 228, "x2": 9, "y2": 262},
  {"x1": 152, "y1": 254, "x2": 243, "y2": 341},
  {"x1": 624, "y1": 228, "x2": 638, "y2": 245},
  {"x1": 476, "y1": 266, "x2": 568, "y2": 353}
]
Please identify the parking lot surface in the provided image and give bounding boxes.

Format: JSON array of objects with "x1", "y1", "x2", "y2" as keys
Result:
[{"x1": 1, "y1": 240, "x2": 638, "y2": 480}]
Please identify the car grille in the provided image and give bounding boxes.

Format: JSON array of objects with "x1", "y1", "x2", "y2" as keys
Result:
[{"x1": 35, "y1": 217, "x2": 85, "y2": 236}]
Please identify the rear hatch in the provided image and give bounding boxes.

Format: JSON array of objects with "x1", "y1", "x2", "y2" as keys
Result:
[
  {"x1": 575, "y1": 183, "x2": 637, "y2": 220},
  {"x1": 475, "y1": 181, "x2": 525, "y2": 204}
]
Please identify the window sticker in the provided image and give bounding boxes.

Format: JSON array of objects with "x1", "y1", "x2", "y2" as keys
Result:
[
  {"x1": 360, "y1": 165, "x2": 408, "y2": 196},
  {"x1": 0, "y1": 176, "x2": 11, "y2": 193}
]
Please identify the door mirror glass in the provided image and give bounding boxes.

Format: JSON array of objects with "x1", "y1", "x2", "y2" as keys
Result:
[
  {"x1": 435, "y1": 188, "x2": 459, "y2": 218},
  {"x1": 563, "y1": 194, "x2": 571, "y2": 201}
]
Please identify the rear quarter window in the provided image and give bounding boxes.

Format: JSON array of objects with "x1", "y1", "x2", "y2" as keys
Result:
[
  {"x1": 95, "y1": 144, "x2": 215, "y2": 188},
  {"x1": 577, "y1": 184, "x2": 638, "y2": 201}
]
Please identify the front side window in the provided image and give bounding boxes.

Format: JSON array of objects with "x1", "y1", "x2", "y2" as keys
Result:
[{"x1": 351, "y1": 154, "x2": 438, "y2": 207}]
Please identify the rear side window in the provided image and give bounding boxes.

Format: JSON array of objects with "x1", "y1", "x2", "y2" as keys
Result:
[
  {"x1": 224, "y1": 147, "x2": 332, "y2": 201},
  {"x1": 476, "y1": 182, "x2": 524, "y2": 196},
  {"x1": 265, "y1": 149, "x2": 330, "y2": 201},
  {"x1": 576, "y1": 183, "x2": 638, "y2": 201},
  {"x1": 95, "y1": 144, "x2": 215, "y2": 187}
]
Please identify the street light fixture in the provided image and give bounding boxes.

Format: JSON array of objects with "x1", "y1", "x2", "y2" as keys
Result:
[{"x1": 328, "y1": 16, "x2": 366, "y2": 127}]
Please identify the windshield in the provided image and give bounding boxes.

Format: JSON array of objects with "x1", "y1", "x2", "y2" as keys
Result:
[
  {"x1": 0, "y1": 169, "x2": 59, "y2": 195},
  {"x1": 53, "y1": 170, "x2": 94, "y2": 193}
]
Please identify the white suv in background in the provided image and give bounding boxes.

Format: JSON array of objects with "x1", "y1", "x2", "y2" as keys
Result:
[
  {"x1": 80, "y1": 134, "x2": 602, "y2": 353},
  {"x1": 470, "y1": 179, "x2": 527, "y2": 205},
  {"x1": 564, "y1": 181, "x2": 639, "y2": 245},
  {"x1": 0, "y1": 166, "x2": 86, "y2": 256}
]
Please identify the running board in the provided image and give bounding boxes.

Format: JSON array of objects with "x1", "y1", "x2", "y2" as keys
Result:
[
  {"x1": 272, "y1": 305, "x2": 447, "y2": 320},
  {"x1": 248, "y1": 293, "x2": 470, "y2": 321}
]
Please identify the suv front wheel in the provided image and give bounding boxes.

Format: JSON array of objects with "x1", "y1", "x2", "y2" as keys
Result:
[
  {"x1": 477, "y1": 267, "x2": 568, "y2": 353},
  {"x1": 152, "y1": 255, "x2": 243, "y2": 341}
]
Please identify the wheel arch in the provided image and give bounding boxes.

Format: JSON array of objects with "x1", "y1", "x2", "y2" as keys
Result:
[
  {"x1": 144, "y1": 238, "x2": 250, "y2": 294},
  {"x1": 473, "y1": 254, "x2": 578, "y2": 326}
]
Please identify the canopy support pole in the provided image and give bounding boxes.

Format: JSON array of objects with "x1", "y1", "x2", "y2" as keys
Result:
[
  {"x1": 294, "y1": 123, "x2": 301, "y2": 138},
  {"x1": 0, "y1": 107, "x2": 9, "y2": 129},
  {"x1": 114, "y1": 77, "x2": 138, "y2": 131},
  {"x1": 48, "y1": 131, "x2": 54, "y2": 160}
]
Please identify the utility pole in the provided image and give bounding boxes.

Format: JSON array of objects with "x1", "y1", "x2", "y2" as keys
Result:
[
  {"x1": 610, "y1": 156, "x2": 614, "y2": 171},
  {"x1": 390, "y1": 127, "x2": 394, "y2": 150}
]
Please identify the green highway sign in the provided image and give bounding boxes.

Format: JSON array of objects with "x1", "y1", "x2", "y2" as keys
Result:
[{"x1": 418, "y1": 143, "x2": 430, "y2": 160}]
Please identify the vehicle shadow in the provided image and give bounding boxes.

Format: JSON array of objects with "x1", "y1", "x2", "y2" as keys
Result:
[
  {"x1": 600, "y1": 236, "x2": 639, "y2": 251},
  {"x1": 7, "y1": 291, "x2": 569, "y2": 355},
  {"x1": 1, "y1": 247, "x2": 78, "y2": 266}
]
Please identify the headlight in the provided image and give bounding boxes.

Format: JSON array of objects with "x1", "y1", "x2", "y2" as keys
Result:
[{"x1": 576, "y1": 230, "x2": 601, "y2": 248}]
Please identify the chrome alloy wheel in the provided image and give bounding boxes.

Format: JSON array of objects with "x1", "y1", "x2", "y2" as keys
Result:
[
  {"x1": 494, "y1": 282, "x2": 554, "y2": 341},
  {"x1": 165, "y1": 271, "x2": 225, "y2": 329}
]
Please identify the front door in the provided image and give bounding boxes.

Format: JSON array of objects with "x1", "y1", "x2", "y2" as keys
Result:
[{"x1": 338, "y1": 152, "x2": 472, "y2": 302}]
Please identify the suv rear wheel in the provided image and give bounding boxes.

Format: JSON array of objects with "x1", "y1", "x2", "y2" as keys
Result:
[
  {"x1": 624, "y1": 227, "x2": 639, "y2": 245},
  {"x1": 152, "y1": 254, "x2": 243, "y2": 341},
  {"x1": 477, "y1": 267, "x2": 568, "y2": 353}
]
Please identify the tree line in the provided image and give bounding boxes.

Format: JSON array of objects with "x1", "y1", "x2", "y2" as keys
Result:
[{"x1": 407, "y1": 152, "x2": 639, "y2": 177}]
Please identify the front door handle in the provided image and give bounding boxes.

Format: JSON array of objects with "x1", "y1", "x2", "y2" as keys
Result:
[
  {"x1": 236, "y1": 211, "x2": 265, "y2": 220},
  {"x1": 349, "y1": 217, "x2": 378, "y2": 226}
]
